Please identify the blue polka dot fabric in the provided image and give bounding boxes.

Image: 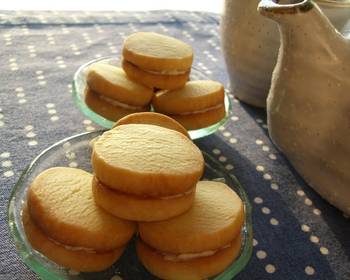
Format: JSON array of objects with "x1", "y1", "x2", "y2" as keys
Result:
[{"x1": 0, "y1": 10, "x2": 349, "y2": 280}]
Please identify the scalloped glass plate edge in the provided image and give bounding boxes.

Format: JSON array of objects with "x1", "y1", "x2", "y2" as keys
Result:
[
  {"x1": 8, "y1": 131, "x2": 252, "y2": 280},
  {"x1": 72, "y1": 56, "x2": 232, "y2": 140}
]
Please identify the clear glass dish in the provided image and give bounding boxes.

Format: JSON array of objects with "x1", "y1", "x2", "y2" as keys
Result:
[
  {"x1": 8, "y1": 131, "x2": 252, "y2": 280},
  {"x1": 72, "y1": 57, "x2": 231, "y2": 140}
]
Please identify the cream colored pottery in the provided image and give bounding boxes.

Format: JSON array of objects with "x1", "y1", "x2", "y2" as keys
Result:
[
  {"x1": 258, "y1": 0, "x2": 350, "y2": 214},
  {"x1": 221, "y1": 0, "x2": 350, "y2": 108}
]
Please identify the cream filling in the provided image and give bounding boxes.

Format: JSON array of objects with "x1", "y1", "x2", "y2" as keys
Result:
[
  {"x1": 99, "y1": 95, "x2": 143, "y2": 110},
  {"x1": 48, "y1": 237, "x2": 97, "y2": 253},
  {"x1": 159, "y1": 187, "x2": 195, "y2": 200},
  {"x1": 177, "y1": 103, "x2": 224, "y2": 116},
  {"x1": 145, "y1": 68, "x2": 188, "y2": 75},
  {"x1": 162, "y1": 243, "x2": 232, "y2": 261}
]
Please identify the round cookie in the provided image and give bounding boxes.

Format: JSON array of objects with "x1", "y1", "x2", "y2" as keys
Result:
[
  {"x1": 136, "y1": 235, "x2": 242, "y2": 280},
  {"x1": 113, "y1": 112, "x2": 190, "y2": 138},
  {"x1": 85, "y1": 88, "x2": 150, "y2": 122},
  {"x1": 122, "y1": 59, "x2": 190, "y2": 90},
  {"x1": 92, "y1": 124, "x2": 204, "y2": 196},
  {"x1": 138, "y1": 181, "x2": 244, "y2": 253},
  {"x1": 122, "y1": 32, "x2": 193, "y2": 71},
  {"x1": 152, "y1": 80, "x2": 226, "y2": 130},
  {"x1": 92, "y1": 176, "x2": 195, "y2": 221},
  {"x1": 22, "y1": 208, "x2": 124, "y2": 272},
  {"x1": 86, "y1": 63, "x2": 153, "y2": 106},
  {"x1": 27, "y1": 167, "x2": 136, "y2": 251}
]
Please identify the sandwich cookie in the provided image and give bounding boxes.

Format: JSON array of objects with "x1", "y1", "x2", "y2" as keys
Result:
[
  {"x1": 113, "y1": 112, "x2": 190, "y2": 138},
  {"x1": 91, "y1": 124, "x2": 204, "y2": 221},
  {"x1": 25, "y1": 167, "x2": 136, "y2": 272},
  {"x1": 152, "y1": 80, "x2": 226, "y2": 130},
  {"x1": 137, "y1": 181, "x2": 244, "y2": 280},
  {"x1": 122, "y1": 32, "x2": 193, "y2": 90},
  {"x1": 85, "y1": 64, "x2": 153, "y2": 121}
]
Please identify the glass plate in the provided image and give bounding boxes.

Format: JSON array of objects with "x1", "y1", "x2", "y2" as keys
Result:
[
  {"x1": 8, "y1": 131, "x2": 252, "y2": 280},
  {"x1": 72, "y1": 57, "x2": 231, "y2": 140}
]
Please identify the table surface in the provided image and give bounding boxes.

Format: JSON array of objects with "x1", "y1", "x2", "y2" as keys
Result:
[{"x1": 0, "y1": 10, "x2": 350, "y2": 280}]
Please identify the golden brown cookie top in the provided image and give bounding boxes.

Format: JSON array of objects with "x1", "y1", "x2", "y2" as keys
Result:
[
  {"x1": 152, "y1": 80, "x2": 225, "y2": 114},
  {"x1": 27, "y1": 167, "x2": 136, "y2": 251},
  {"x1": 139, "y1": 181, "x2": 244, "y2": 253},
  {"x1": 122, "y1": 32, "x2": 193, "y2": 71},
  {"x1": 86, "y1": 64, "x2": 153, "y2": 106},
  {"x1": 92, "y1": 124, "x2": 204, "y2": 196},
  {"x1": 113, "y1": 112, "x2": 190, "y2": 138}
]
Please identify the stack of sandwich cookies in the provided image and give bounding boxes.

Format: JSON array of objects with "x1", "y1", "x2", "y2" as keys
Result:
[
  {"x1": 137, "y1": 181, "x2": 244, "y2": 280},
  {"x1": 152, "y1": 80, "x2": 226, "y2": 130},
  {"x1": 122, "y1": 32, "x2": 193, "y2": 90},
  {"x1": 24, "y1": 167, "x2": 136, "y2": 272},
  {"x1": 85, "y1": 64, "x2": 153, "y2": 121},
  {"x1": 92, "y1": 124, "x2": 204, "y2": 221}
]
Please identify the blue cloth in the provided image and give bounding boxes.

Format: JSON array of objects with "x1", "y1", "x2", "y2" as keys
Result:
[{"x1": 0, "y1": 10, "x2": 349, "y2": 280}]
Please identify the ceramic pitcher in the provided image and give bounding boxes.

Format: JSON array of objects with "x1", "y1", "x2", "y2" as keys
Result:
[
  {"x1": 221, "y1": 0, "x2": 350, "y2": 108},
  {"x1": 258, "y1": 0, "x2": 350, "y2": 214}
]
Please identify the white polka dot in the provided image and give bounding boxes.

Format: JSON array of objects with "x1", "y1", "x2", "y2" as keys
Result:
[
  {"x1": 1, "y1": 152, "x2": 10, "y2": 158},
  {"x1": 15, "y1": 87, "x2": 23, "y2": 92},
  {"x1": 253, "y1": 239, "x2": 258, "y2": 246},
  {"x1": 265, "y1": 264, "x2": 276, "y2": 273},
  {"x1": 231, "y1": 116, "x2": 239, "y2": 121},
  {"x1": 270, "y1": 218, "x2": 279, "y2": 225},
  {"x1": 297, "y1": 190, "x2": 305, "y2": 197},
  {"x1": 305, "y1": 266, "x2": 315, "y2": 275},
  {"x1": 313, "y1": 208, "x2": 321, "y2": 216},
  {"x1": 0, "y1": 121, "x2": 4, "y2": 127},
  {"x1": 218, "y1": 126, "x2": 225, "y2": 131},
  {"x1": 68, "y1": 269, "x2": 80, "y2": 275},
  {"x1": 48, "y1": 109, "x2": 56, "y2": 114},
  {"x1": 46, "y1": 103, "x2": 55, "y2": 108},
  {"x1": 310, "y1": 235, "x2": 319, "y2": 243},
  {"x1": 36, "y1": 70, "x2": 43, "y2": 75},
  {"x1": 17, "y1": 93, "x2": 25, "y2": 98},
  {"x1": 320, "y1": 247, "x2": 329, "y2": 255},
  {"x1": 223, "y1": 131, "x2": 231, "y2": 137},
  {"x1": 256, "y1": 139, "x2": 263, "y2": 145},
  {"x1": 18, "y1": 99, "x2": 27, "y2": 104},
  {"x1": 304, "y1": 198, "x2": 313, "y2": 206},
  {"x1": 0, "y1": 113, "x2": 3, "y2": 119},
  {"x1": 25, "y1": 125, "x2": 33, "y2": 131},
  {"x1": 1, "y1": 160, "x2": 12, "y2": 167},
  {"x1": 83, "y1": 119, "x2": 92, "y2": 125},
  {"x1": 263, "y1": 173, "x2": 272, "y2": 180},
  {"x1": 254, "y1": 197, "x2": 263, "y2": 204},
  {"x1": 39, "y1": 81, "x2": 46, "y2": 86},
  {"x1": 69, "y1": 161, "x2": 78, "y2": 168},
  {"x1": 28, "y1": 140, "x2": 38, "y2": 146},
  {"x1": 270, "y1": 183, "x2": 279, "y2": 190},
  {"x1": 262, "y1": 207, "x2": 271, "y2": 214},
  {"x1": 262, "y1": 124, "x2": 268, "y2": 129},
  {"x1": 256, "y1": 165, "x2": 265, "y2": 172},
  {"x1": 225, "y1": 164, "x2": 234, "y2": 170},
  {"x1": 110, "y1": 276, "x2": 123, "y2": 280},
  {"x1": 301, "y1": 224, "x2": 310, "y2": 232},
  {"x1": 219, "y1": 156, "x2": 227, "y2": 162},
  {"x1": 4, "y1": 170, "x2": 14, "y2": 177},
  {"x1": 269, "y1": 154, "x2": 277, "y2": 160},
  {"x1": 262, "y1": 145, "x2": 270, "y2": 152},
  {"x1": 212, "y1": 149, "x2": 221, "y2": 155},
  {"x1": 37, "y1": 75, "x2": 44, "y2": 80},
  {"x1": 65, "y1": 152, "x2": 76, "y2": 160},
  {"x1": 50, "y1": 116, "x2": 59, "y2": 122},
  {"x1": 229, "y1": 138, "x2": 237, "y2": 144},
  {"x1": 26, "y1": 132, "x2": 36, "y2": 138},
  {"x1": 59, "y1": 64, "x2": 67, "y2": 69},
  {"x1": 256, "y1": 118, "x2": 263, "y2": 123},
  {"x1": 256, "y1": 250, "x2": 267, "y2": 259},
  {"x1": 85, "y1": 126, "x2": 95, "y2": 131}
]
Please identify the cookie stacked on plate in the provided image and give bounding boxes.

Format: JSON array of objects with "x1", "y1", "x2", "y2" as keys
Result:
[{"x1": 85, "y1": 32, "x2": 226, "y2": 130}]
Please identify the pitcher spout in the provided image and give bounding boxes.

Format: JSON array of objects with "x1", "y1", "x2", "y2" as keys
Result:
[{"x1": 258, "y1": 0, "x2": 314, "y2": 18}]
